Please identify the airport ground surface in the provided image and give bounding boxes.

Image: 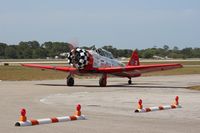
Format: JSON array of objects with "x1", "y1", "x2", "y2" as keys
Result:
[{"x1": 0, "y1": 75, "x2": 200, "y2": 133}]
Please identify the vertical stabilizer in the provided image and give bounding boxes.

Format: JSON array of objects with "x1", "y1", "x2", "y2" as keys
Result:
[{"x1": 127, "y1": 50, "x2": 140, "y2": 66}]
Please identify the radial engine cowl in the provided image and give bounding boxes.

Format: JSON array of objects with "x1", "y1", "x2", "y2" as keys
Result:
[{"x1": 67, "y1": 48, "x2": 89, "y2": 69}]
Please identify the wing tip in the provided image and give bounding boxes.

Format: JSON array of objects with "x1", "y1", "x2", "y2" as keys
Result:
[
  {"x1": 177, "y1": 63, "x2": 183, "y2": 68},
  {"x1": 21, "y1": 63, "x2": 26, "y2": 66},
  {"x1": 21, "y1": 63, "x2": 34, "y2": 67}
]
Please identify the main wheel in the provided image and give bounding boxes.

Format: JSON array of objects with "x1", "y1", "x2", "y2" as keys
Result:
[
  {"x1": 99, "y1": 78, "x2": 107, "y2": 87},
  {"x1": 128, "y1": 79, "x2": 132, "y2": 85},
  {"x1": 67, "y1": 77, "x2": 74, "y2": 86}
]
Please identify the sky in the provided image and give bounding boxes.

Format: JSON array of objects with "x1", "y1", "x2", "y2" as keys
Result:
[{"x1": 0, "y1": 0, "x2": 200, "y2": 49}]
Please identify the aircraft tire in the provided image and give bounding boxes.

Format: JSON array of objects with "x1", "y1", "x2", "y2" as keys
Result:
[
  {"x1": 99, "y1": 78, "x2": 107, "y2": 87},
  {"x1": 128, "y1": 79, "x2": 132, "y2": 85},
  {"x1": 67, "y1": 77, "x2": 74, "y2": 86}
]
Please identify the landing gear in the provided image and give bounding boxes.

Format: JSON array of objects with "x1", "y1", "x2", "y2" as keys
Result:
[
  {"x1": 99, "y1": 74, "x2": 107, "y2": 87},
  {"x1": 128, "y1": 78, "x2": 132, "y2": 85},
  {"x1": 66, "y1": 75, "x2": 74, "y2": 86}
]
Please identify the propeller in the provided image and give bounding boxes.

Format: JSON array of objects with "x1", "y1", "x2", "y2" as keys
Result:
[{"x1": 68, "y1": 40, "x2": 78, "y2": 50}]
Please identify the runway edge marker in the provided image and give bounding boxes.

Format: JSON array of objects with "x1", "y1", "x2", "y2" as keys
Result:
[
  {"x1": 135, "y1": 96, "x2": 182, "y2": 113},
  {"x1": 15, "y1": 104, "x2": 86, "y2": 127}
]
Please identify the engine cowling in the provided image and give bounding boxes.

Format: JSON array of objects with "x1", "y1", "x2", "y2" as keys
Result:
[{"x1": 67, "y1": 48, "x2": 89, "y2": 69}]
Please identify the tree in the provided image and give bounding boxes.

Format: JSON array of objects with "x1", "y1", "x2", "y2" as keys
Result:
[
  {"x1": 0, "y1": 43, "x2": 7, "y2": 58},
  {"x1": 17, "y1": 41, "x2": 31, "y2": 58},
  {"x1": 192, "y1": 48, "x2": 200, "y2": 58},
  {"x1": 27, "y1": 41, "x2": 44, "y2": 58},
  {"x1": 181, "y1": 48, "x2": 193, "y2": 58},
  {"x1": 5, "y1": 45, "x2": 17, "y2": 58},
  {"x1": 163, "y1": 45, "x2": 169, "y2": 51},
  {"x1": 42, "y1": 42, "x2": 70, "y2": 57},
  {"x1": 142, "y1": 49, "x2": 154, "y2": 58},
  {"x1": 0, "y1": 41, "x2": 200, "y2": 59},
  {"x1": 173, "y1": 46, "x2": 179, "y2": 51}
]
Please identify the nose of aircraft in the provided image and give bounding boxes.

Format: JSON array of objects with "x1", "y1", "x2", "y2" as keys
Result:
[{"x1": 67, "y1": 48, "x2": 89, "y2": 69}]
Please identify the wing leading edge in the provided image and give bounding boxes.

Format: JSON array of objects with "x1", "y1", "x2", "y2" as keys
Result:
[{"x1": 21, "y1": 64, "x2": 76, "y2": 72}]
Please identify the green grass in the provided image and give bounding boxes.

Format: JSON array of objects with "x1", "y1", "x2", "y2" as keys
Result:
[
  {"x1": 188, "y1": 86, "x2": 200, "y2": 91},
  {"x1": 0, "y1": 66, "x2": 66, "y2": 81},
  {"x1": 143, "y1": 67, "x2": 200, "y2": 76}
]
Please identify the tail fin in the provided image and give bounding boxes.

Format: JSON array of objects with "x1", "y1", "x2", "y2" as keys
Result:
[{"x1": 127, "y1": 50, "x2": 140, "y2": 66}]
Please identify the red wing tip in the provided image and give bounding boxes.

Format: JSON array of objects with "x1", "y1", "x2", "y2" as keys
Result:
[{"x1": 178, "y1": 64, "x2": 183, "y2": 67}]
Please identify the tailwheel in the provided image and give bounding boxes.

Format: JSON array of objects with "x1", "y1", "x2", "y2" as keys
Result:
[
  {"x1": 66, "y1": 75, "x2": 74, "y2": 86},
  {"x1": 128, "y1": 78, "x2": 132, "y2": 85},
  {"x1": 99, "y1": 74, "x2": 107, "y2": 87}
]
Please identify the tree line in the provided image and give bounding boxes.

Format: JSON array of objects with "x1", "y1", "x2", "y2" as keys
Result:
[
  {"x1": 0, "y1": 41, "x2": 70, "y2": 59},
  {"x1": 0, "y1": 41, "x2": 200, "y2": 59}
]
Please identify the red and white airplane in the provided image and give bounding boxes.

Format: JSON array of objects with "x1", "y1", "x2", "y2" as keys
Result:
[{"x1": 22, "y1": 47, "x2": 182, "y2": 87}]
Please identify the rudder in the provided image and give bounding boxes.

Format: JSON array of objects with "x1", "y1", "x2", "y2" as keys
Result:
[{"x1": 127, "y1": 50, "x2": 140, "y2": 66}]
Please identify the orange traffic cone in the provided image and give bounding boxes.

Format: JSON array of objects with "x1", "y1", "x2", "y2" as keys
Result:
[
  {"x1": 174, "y1": 96, "x2": 179, "y2": 105},
  {"x1": 19, "y1": 108, "x2": 27, "y2": 122},
  {"x1": 138, "y1": 99, "x2": 143, "y2": 109},
  {"x1": 74, "y1": 104, "x2": 81, "y2": 116}
]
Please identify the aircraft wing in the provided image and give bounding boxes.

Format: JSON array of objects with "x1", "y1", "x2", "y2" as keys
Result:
[
  {"x1": 21, "y1": 64, "x2": 77, "y2": 72},
  {"x1": 22, "y1": 63, "x2": 182, "y2": 77},
  {"x1": 95, "y1": 63, "x2": 183, "y2": 74}
]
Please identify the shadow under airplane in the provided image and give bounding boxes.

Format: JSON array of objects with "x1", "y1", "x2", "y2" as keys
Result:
[{"x1": 36, "y1": 83, "x2": 187, "y2": 89}]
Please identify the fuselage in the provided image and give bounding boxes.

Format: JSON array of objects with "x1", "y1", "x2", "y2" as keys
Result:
[{"x1": 74, "y1": 49, "x2": 141, "y2": 78}]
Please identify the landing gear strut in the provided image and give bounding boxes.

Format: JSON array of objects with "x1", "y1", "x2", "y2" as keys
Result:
[
  {"x1": 99, "y1": 74, "x2": 107, "y2": 87},
  {"x1": 66, "y1": 75, "x2": 74, "y2": 86},
  {"x1": 128, "y1": 78, "x2": 132, "y2": 85}
]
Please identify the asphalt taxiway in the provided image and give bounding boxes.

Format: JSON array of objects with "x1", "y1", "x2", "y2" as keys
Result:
[{"x1": 0, "y1": 75, "x2": 200, "y2": 133}]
